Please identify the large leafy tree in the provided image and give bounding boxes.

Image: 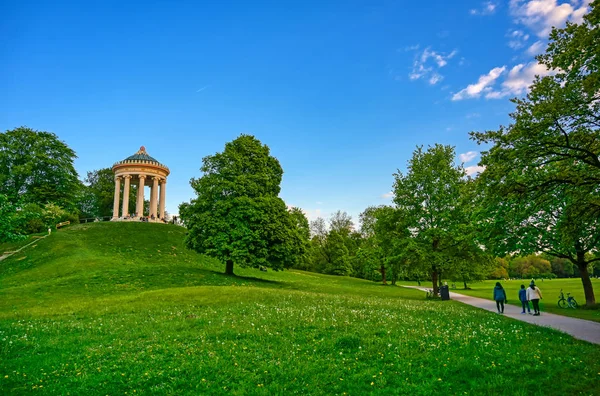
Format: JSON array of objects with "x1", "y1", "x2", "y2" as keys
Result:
[
  {"x1": 474, "y1": 165, "x2": 599, "y2": 305},
  {"x1": 471, "y1": 3, "x2": 600, "y2": 210},
  {"x1": 0, "y1": 126, "x2": 80, "y2": 209},
  {"x1": 0, "y1": 194, "x2": 22, "y2": 242},
  {"x1": 84, "y1": 168, "x2": 116, "y2": 217},
  {"x1": 357, "y1": 206, "x2": 387, "y2": 283},
  {"x1": 308, "y1": 217, "x2": 330, "y2": 273},
  {"x1": 80, "y1": 168, "x2": 138, "y2": 218},
  {"x1": 288, "y1": 207, "x2": 311, "y2": 269},
  {"x1": 471, "y1": 4, "x2": 600, "y2": 305},
  {"x1": 180, "y1": 135, "x2": 305, "y2": 275},
  {"x1": 393, "y1": 144, "x2": 482, "y2": 294},
  {"x1": 305, "y1": 213, "x2": 357, "y2": 276},
  {"x1": 372, "y1": 206, "x2": 420, "y2": 285},
  {"x1": 324, "y1": 230, "x2": 352, "y2": 275}
]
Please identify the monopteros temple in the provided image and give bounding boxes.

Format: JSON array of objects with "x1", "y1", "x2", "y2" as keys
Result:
[{"x1": 111, "y1": 146, "x2": 170, "y2": 221}]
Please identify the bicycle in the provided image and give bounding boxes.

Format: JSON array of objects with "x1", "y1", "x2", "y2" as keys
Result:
[{"x1": 557, "y1": 289, "x2": 578, "y2": 309}]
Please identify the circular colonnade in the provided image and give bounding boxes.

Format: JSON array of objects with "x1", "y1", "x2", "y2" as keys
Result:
[{"x1": 111, "y1": 146, "x2": 170, "y2": 222}]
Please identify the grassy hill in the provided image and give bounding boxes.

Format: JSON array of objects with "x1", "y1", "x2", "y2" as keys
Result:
[{"x1": 1, "y1": 222, "x2": 599, "y2": 395}]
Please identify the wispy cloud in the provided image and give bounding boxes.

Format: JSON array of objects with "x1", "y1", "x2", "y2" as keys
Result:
[
  {"x1": 459, "y1": 151, "x2": 479, "y2": 163},
  {"x1": 403, "y1": 44, "x2": 420, "y2": 51},
  {"x1": 452, "y1": 66, "x2": 506, "y2": 100},
  {"x1": 381, "y1": 192, "x2": 394, "y2": 199},
  {"x1": 453, "y1": 1, "x2": 590, "y2": 104},
  {"x1": 507, "y1": 30, "x2": 530, "y2": 49},
  {"x1": 429, "y1": 73, "x2": 443, "y2": 85},
  {"x1": 303, "y1": 208, "x2": 326, "y2": 222},
  {"x1": 453, "y1": 62, "x2": 553, "y2": 101},
  {"x1": 470, "y1": 1, "x2": 498, "y2": 15},
  {"x1": 196, "y1": 85, "x2": 210, "y2": 93},
  {"x1": 526, "y1": 40, "x2": 546, "y2": 56},
  {"x1": 409, "y1": 47, "x2": 458, "y2": 86}
]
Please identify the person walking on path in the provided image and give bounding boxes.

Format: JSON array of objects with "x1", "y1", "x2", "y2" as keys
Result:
[
  {"x1": 526, "y1": 281, "x2": 543, "y2": 316},
  {"x1": 518, "y1": 284, "x2": 531, "y2": 314},
  {"x1": 493, "y1": 282, "x2": 507, "y2": 314}
]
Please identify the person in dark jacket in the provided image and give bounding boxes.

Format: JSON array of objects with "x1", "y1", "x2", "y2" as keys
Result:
[
  {"x1": 518, "y1": 284, "x2": 531, "y2": 314},
  {"x1": 493, "y1": 282, "x2": 507, "y2": 314}
]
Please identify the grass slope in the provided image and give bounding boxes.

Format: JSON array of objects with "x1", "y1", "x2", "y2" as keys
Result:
[{"x1": 1, "y1": 223, "x2": 599, "y2": 395}]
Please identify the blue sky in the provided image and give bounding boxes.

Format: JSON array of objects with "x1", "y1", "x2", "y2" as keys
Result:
[{"x1": 0, "y1": 0, "x2": 592, "y2": 224}]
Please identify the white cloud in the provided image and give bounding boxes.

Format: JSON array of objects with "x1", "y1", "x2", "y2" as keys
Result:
[
  {"x1": 453, "y1": 61, "x2": 553, "y2": 100},
  {"x1": 409, "y1": 47, "x2": 457, "y2": 84},
  {"x1": 302, "y1": 208, "x2": 325, "y2": 222},
  {"x1": 470, "y1": 1, "x2": 498, "y2": 15},
  {"x1": 381, "y1": 192, "x2": 394, "y2": 199},
  {"x1": 484, "y1": 90, "x2": 508, "y2": 99},
  {"x1": 465, "y1": 165, "x2": 486, "y2": 175},
  {"x1": 459, "y1": 151, "x2": 479, "y2": 163},
  {"x1": 429, "y1": 73, "x2": 443, "y2": 85},
  {"x1": 526, "y1": 40, "x2": 546, "y2": 56},
  {"x1": 404, "y1": 44, "x2": 420, "y2": 51},
  {"x1": 572, "y1": 0, "x2": 592, "y2": 23},
  {"x1": 501, "y1": 61, "x2": 553, "y2": 95},
  {"x1": 452, "y1": 66, "x2": 506, "y2": 101},
  {"x1": 509, "y1": 0, "x2": 591, "y2": 37},
  {"x1": 507, "y1": 30, "x2": 530, "y2": 49},
  {"x1": 466, "y1": 112, "x2": 481, "y2": 119}
]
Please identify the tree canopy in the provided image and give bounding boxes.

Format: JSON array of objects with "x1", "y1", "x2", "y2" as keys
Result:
[
  {"x1": 392, "y1": 144, "x2": 488, "y2": 293},
  {"x1": 471, "y1": 4, "x2": 600, "y2": 305},
  {"x1": 0, "y1": 126, "x2": 80, "y2": 209},
  {"x1": 180, "y1": 135, "x2": 306, "y2": 275}
]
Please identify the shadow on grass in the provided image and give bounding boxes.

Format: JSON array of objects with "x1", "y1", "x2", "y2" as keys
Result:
[{"x1": 210, "y1": 270, "x2": 281, "y2": 285}]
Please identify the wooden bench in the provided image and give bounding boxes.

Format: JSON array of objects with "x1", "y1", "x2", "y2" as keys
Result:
[{"x1": 56, "y1": 221, "x2": 71, "y2": 229}]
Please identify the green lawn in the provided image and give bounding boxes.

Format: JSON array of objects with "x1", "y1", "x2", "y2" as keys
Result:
[
  {"x1": 1, "y1": 223, "x2": 599, "y2": 395},
  {"x1": 399, "y1": 279, "x2": 600, "y2": 323}
]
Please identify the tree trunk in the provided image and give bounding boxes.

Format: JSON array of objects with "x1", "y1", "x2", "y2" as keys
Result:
[
  {"x1": 432, "y1": 239, "x2": 439, "y2": 295},
  {"x1": 417, "y1": 277, "x2": 421, "y2": 286},
  {"x1": 576, "y1": 253, "x2": 596, "y2": 306},
  {"x1": 225, "y1": 260, "x2": 234, "y2": 276},
  {"x1": 463, "y1": 280, "x2": 468, "y2": 289},
  {"x1": 380, "y1": 265, "x2": 387, "y2": 285}
]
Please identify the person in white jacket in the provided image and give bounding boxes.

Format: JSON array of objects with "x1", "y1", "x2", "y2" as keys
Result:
[{"x1": 526, "y1": 281, "x2": 543, "y2": 316}]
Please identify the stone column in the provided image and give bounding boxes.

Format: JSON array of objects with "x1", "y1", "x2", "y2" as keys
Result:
[
  {"x1": 136, "y1": 175, "x2": 146, "y2": 217},
  {"x1": 121, "y1": 175, "x2": 131, "y2": 218},
  {"x1": 159, "y1": 179, "x2": 167, "y2": 220},
  {"x1": 112, "y1": 176, "x2": 121, "y2": 219},
  {"x1": 150, "y1": 176, "x2": 159, "y2": 218}
]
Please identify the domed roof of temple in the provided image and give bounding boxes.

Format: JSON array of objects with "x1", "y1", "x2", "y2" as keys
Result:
[
  {"x1": 113, "y1": 146, "x2": 170, "y2": 173},
  {"x1": 124, "y1": 146, "x2": 160, "y2": 163}
]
